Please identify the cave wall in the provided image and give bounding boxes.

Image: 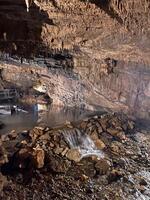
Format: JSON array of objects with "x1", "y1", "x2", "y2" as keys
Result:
[{"x1": 0, "y1": 0, "x2": 149, "y2": 120}]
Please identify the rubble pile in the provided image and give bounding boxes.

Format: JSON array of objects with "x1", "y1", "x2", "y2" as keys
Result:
[{"x1": 0, "y1": 112, "x2": 149, "y2": 199}]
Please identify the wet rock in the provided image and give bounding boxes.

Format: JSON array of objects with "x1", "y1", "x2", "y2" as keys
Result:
[
  {"x1": 90, "y1": 130, "x2": 99, "y2": 140},
  {"x1": 66, "y1": 149, "x2": 81, "y2": 162},
  {"x1": 95, "y1": 159, "x2": 111, "y2": 175},
  {"x1": 94, "y1": 139, "x2": 106, "y2": 150},
  {"x1": 8, "y1": 130, "x2": 17, "y2": 140}
]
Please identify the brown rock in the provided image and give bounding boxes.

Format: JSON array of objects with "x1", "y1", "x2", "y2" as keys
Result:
[
  {"x1": 107, "y1": 128, "x2": 126, "y2": 141},
  {"x1": 127, "y1": 120, "x2": 134, "y2": 130},
  {"x1": 29, "y1": 127, "x2": 44, "y2": 142},
  {"x1": 139, "y1": 178, "x2": 148, "y2": 186},
  {"x1": 111, "y1": 142, "x2": 120, "y2": 153},
  {"x1": 80, "y1": 174, "x2": 89, "y2": 181},
  {"x1": 8, "y1": 130, "x2": 17, "y2": 139},
  {"x1": 0, "y1": 173, "x2": 7, "y2": 192},
  {"x1": 107, "y1": 128, "x2": 119, "y2": 135},
  {"x1": 95, "y1": 159, "x2": 111, "y2": 175},
  {"x1": 0, "y1": 140, "x2": 8, "y2": 166},
  {"x1": 97, "y1": 125, "x2": 103, "y2": 134},
  {"x1": 54, "y1": 146, "x2": 64, "y2": 155},
  {"x1": 80, "y1": 121, "x2": 88, "y2": 130},
  {"x1": 90, "y1": 130, "x2": 98, "y2": 140},
  {"x1": 49, "y1": 142, "x2": 54, "y2": 148},
  {"x1": 16, "y1": 148, "x2": 32, "y2": 169},
  {"x1": 116, "y1": 131, "x2": 126, "y2": 141},
  {"x1": 20, "y1": 140, "x2": 27, "y2": 146},
  {"x1": 1, "y1": 134, "x2": 9, "y2": 142},
  {"x1": 33, "y1": 147, "x2": 45, "y2": 168},
  {"x1": 98, "y1": 118, "x2": 108, "y2": 131},
  {"x1": 108, "y1": 170, "x2": 124, "y2": 183},
  {"x1": 16, "y1": 147, "x2": 45, "y2": 169},
  {"x1": 48, "y1": 156, "x2": 71, "y2": 173},
  {"x1": 66, "y1": 149, "x2": 81, "y2": 162},
  {"x1": 136, "y1": 185, "x2": 146, "y2": 193},
  {"x1": 94, "y1": 139, "x2": 106, "y2": 150},
  {"x1": 61, "y1": 147, "x2": 69, "y2": 156},
  {"x1": 34, "y1": 126, "x2": 45, "y2": 131},
  {"x1": 39, "y1": 132, "x2": 50, "y2": 141}
]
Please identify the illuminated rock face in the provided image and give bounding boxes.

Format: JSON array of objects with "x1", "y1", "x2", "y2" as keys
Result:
[
  {"x1": 33, "y1": 84, "x2": 47, "y2": 93},
  {"x1": 0, "y1": 1, "x2": 149, "y2": 120}
]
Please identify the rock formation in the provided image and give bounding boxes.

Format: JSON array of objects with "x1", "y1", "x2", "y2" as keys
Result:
[{"x1": 0, "y1": 0, "x2": 149, "y2": 119}]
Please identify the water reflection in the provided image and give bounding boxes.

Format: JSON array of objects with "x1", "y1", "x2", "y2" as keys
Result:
[
  {"x1": 0, "y1": 103, "x2": 104, "y2": 134},
  {"x1": 37, "y1": 105, "x2": 90, "y2": 127}
]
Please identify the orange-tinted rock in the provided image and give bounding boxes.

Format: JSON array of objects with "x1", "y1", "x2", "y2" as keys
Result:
[
  {"x1": 94, "y1": 139, "x2": 106, "y2": 150},
  {"x1": 66, "y1": 149, "x2": 81, "y2": 162},
  {"x1": 33, "y1": 147, "x2": 45, "y2": 169}
]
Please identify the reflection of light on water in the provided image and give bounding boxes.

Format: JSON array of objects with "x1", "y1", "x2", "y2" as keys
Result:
[
  {"x1": 37, "y1": 105, "x2": 91, "y2": 127},
  {"x1": 0, "y1": 103, "x2": 106, "y2": 134}
]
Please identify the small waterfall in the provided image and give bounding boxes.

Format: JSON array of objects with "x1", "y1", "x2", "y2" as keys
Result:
[{"x1": 62, "y1": 128, "x2": 104, "y2": 160}]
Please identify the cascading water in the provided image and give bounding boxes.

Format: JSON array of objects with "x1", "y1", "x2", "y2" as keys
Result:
[{"x1": 61, "y1": 128, "x2": 104, "y2": 160}]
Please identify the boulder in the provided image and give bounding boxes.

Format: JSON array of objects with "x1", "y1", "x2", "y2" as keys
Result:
[
  {"x1": 29, "y1": 127, "x2": 44, "y2": 142},
  {"x1": 14, "y1": 146, "x2": 45, "y2": 169},
  {"x1": 33, "y1": 147, "x2": 45, "y2": 168},
  {"x1": 94, "y1": 139, "x2": 106, "y2": 150},
  {"x1": 66, "y1": 149, "x2": 81, "y2": 162},
  {"x1": 95, "y1": 159, "x2": 111, "y2": 175}
]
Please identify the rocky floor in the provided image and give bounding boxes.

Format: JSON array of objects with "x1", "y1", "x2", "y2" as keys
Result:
[{"x1": 0, "y1": 112, "x2": 150, "y2": 200}]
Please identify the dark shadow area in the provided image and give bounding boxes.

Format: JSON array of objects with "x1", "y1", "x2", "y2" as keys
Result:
[
  {"x1": 0, "y1": 0, "x2": 54, "y2": 58},
  {"x1": 81, "y1": 0, "x2": 123, "y2": 24}
]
